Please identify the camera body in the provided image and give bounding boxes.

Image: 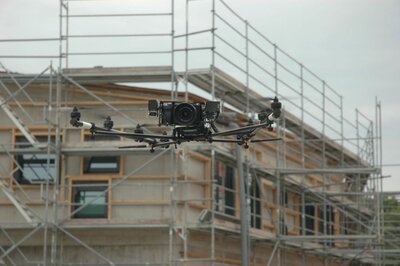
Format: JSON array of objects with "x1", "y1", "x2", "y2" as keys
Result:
[
  {"x1": 148, "y1": 100, "x2": 220, "y2": 127},
  {"x1": 160, "y1": 102, "x2": 203, "y2": 126}
]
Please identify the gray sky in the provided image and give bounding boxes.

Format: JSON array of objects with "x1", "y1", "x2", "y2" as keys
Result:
[
  {"x1": 1, "y1": 0, "x2": 399, "y2": 190},
  {"x1": 230, "y1": 0, "x2": 400, "y2": 191}
]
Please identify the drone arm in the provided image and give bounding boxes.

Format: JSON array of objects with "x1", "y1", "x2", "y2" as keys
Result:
[
  {"x1": 210, "y1": 122, "x2": 219, "y2": 133},
  {"x1": 90, "y1": 129, "x2": 174, "y2": 140},
  {"x1": 76, "y1": 121, "x2": 95, "y2": 130},
  {"x1": 70, "y1": 107, "x2": 113, "y2": 132},
  {"x1": 211, "y1": 121, "x2": 269, "y2": 137},
  {"x1": 118, "y1": 140, "x2": 181, "y2": 151},
  {"x1": 267, "y1": 112, "x2": 280, "y2": 122},
  {"x1": 71, "y1": 119, "x2": 115, "y2": 134},
  {"x1": 70, "y1": 107, "x2": 175, "y2": 143}
]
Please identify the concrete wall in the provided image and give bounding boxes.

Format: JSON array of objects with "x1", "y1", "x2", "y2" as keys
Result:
[
  {"x1": 1, "y1": 228, "x2": 175, "y2": 265},
  {"x1": 0, "y1": 228, "x2": 346, "y2": 266},
  {"x1": 0, "y1": 84, "x2": 363, "y2": 265}
]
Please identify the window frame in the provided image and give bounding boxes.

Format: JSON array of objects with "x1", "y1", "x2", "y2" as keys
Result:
[
  {"x1": 80, "y1": 130, "x2": 124, "y2": 176},
  {"x1": 214, "y1": 159, "x2": 237, "y2": 217},
  {"x1": 261, "y1": 180, "x2": 277, "y2": 231},
  {"x1": 70, "y1": 180, "x2": 110, "y2": 219},
  {"x1": 12, "y1": 131, "x2": 60, "y2": 185},
  {"x1": 82, "y1": 156, "x2": 121, "y2": 174},
  {"x1": 250, "y1": 178, "x2": 262, "y2": 229}
]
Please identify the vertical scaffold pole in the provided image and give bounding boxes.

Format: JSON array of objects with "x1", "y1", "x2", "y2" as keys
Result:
[
  {"x1": 211, "y1": 1, "x2": 216, "y2": 265},
  {"x1": 300, "y1": 64, "x2": 305, "y2": 225},
  {"x1": 42, "y1": 62, "x2": 54, "y2": 266},
  {"x1": 185, "y1": 0, "x2": 189, "y2": 102},
  {"x1": 245, "y1": 20, "x2": 249, "y2": 114},
  {"x1": 377, "y1": 99, "x2": 384, "y2": 266},
  {"x1": 50, "y1": 0, "x2": 65, "y2": 263},
  {"x1": 170, "y1": 0, "x2": 175, "y2": 101},
  {"x1": 244, "y1": 19, "x2": 251, "y2": 259},
  {"x1": 322, "y1": 81, "x2": 328, "y2": 266},
  {"x1": 374, "y1": 97, "x2": 381, "y2": 265},
  {"x1": 168, "y1": 1, "x2": 176, "y2": 265},
  {"x1": 299, "y1": 64, "x2": 306, "y2": 265},
  {"x1": 65, "y1": 1, "x2": 69, "y2": 68},
  {"x1": 273, "y1": 43, "x2": 282, "y2": 266},
  {"x1": 237, "y1": 145, "x2": 249, "y2": 266},
  {"x1": 211, "y1": 0, "x2": 216, "y2": 101}
]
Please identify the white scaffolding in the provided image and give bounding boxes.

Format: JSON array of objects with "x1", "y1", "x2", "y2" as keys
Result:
[{"x1": 0, "y1": 0, "x2": 393, "y2": 265}]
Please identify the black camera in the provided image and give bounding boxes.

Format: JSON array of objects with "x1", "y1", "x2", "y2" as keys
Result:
[{"x1": 148, "y1": 100, "x2": 220, "y2": 127}]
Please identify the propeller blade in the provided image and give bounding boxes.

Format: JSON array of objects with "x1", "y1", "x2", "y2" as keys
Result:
[
  {"x1": 118, "y1": 144, "x2": 148, "y2": 149},
  {"x1": 211, "y1": 121, "x2": 268, "y2": 137},
  {"x1": 152, "y1": 141, "x2": 179, "y2": 148},
  {"x1": 211, "y1": 139, "x2": 243, "y2": 143},
  {"x1": 94, "y1": 129, "x2": 174, "y2": 140},
  {"x1": 250, "y1": 137, "x2": 282, "y2": 143}
]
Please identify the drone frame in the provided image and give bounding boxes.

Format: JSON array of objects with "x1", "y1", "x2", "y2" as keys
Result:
[{"x1": 70, "y1": 97, "x2": 282, "y2": 152}]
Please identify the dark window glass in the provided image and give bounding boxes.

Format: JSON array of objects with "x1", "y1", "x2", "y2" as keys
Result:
[
  {"x1": 83, "y1": 135, "x2": 120, "y2": 174},
  {"x1": 326, "y1": 206, "x2": 334, "y2": 234},
  {"x1": 214, "y1": 160, "x2": 236, "y2": 216},
  {"x1": 85, "y1": 134, "x2": 120, "y2": 142},
  {"x1": 326, "y1": 205, "x2": 335, "y2": 246},
  {"x1": 250, "y1": 180, "x2": 261, "y2": 229},
  {"x1": 318, "y1": 205, "x2": 325, "y2": 234},
  {"x1": 224, "y1": 165, "x2": 235, "y2": 216},
  {"x1": 83, "y1": 156, "x2": 119, "y2": 174},
  {"x1": 284, "y1": 191, "x2": 289, "y2": 206},
  {"x1": 13, "y1": 136, "x2": 57, "y2": 184},
  {"x1": 72, "y1": 182, "x2": 108, "y2": 219},
  {"x1": 305, "y1": 204, "x2": 315, "y2": 235}
]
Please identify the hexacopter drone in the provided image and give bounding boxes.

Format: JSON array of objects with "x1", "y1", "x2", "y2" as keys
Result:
[{"x1": 70, "y1": 97, "x2": 282, "y2": 152}]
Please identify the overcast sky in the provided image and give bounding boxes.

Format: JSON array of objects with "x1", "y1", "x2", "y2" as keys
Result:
[
  {"x1": 231, "y1": 0, "x2": 400, "y2": 191},
  {"x1": 0, "y1": 0, "x2": 399, "y2": 191}
]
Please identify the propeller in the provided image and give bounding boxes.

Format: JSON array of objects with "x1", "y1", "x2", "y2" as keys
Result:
[
  {"x1": 258, "y1": 95, "x2": 298, "y2": 102},
  {"x1": 250, "y1": 137, "x2": 282, "y2": 143},
  {"x1": 118, "y1": 140, "x2": 179, "y2": 153},
  {"x1": 59, "y1": 106, "x2": 96, "y2": 112},
  {"x1": 216, "y1": 112, "x2": 237, "y2": 126},
  {"x1": 119, "y1": 144, "x2": 148, "y2": 149}
]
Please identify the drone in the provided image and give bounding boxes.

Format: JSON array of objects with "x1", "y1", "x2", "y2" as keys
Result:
[{"x1": 70, "y1": 97, "x2": 282, "y2": 152}]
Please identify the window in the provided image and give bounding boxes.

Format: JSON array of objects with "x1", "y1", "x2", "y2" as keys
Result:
[
  {"x1": 304, "y1": 202, "x2": 315, "y2": 235},
  {"x1": 83, "y1": 156, "x2": 119, "y2": 174},
  {"x1": 224, "y1": 165, "x2": 235, "y2": 216},
  {"x1": 250, "y1": 179, "x2": 261, "y2": 229},
  {"x1": 284, "y1": 191, "x2": 289, "y2": 206},
  {"x1": 339, "y1": 213, "x2": 348, "y2": 235},
  {"x1": 326, "y1": 205, "x2": 335, "y2": 246},
  {"x1": 318, "y1": 205, "x2": 324, "y2": 235},
  {"x1": 284, "y1": 213, "x2": 295, "y2": 232},
  {"x1": 13, "y1": 136, "x2": 57, "y2": 184},
  {"x1": 215, "y1": 160, "x2": 236, "y2": 216},
  {"x1": 83, "y1": 135, "x2": 120, "y2": 174},
  {"x1": 283, "y1": 191, "x2": 300, "y2": 235},
  {"x1": 262, "y1": 184, "x2": 276, "y2": 227},
  {"x1": 326, "y1": 205, "x2": 334, "y2": 236},
  {"x1": 317, "y1": 204, "x2": 335, "y2": 245},
  {"x1": 72, "y1": 181, "x2": 108, "y2": 218}
]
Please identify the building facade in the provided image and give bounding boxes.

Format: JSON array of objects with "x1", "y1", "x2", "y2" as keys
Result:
[{"x1": 0, "y1": 0, "x2": 385, "y2": 265}]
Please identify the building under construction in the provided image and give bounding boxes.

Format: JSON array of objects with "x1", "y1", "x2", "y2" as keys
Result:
[{"x1": 0, "y1": 0, "x2": 396, "y2": 265}]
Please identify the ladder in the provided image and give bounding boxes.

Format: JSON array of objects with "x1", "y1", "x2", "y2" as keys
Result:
[
  {"x1": 0, "y1": 180, "x2": 38, "y2": 225},
  {"x1": 0, "y1": 95, "x2": 38, "y2": 146}
]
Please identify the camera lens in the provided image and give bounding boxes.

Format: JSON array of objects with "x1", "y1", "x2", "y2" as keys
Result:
[{"x1": 174, "y1": 103, "x2": 197, "y2": 125}]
